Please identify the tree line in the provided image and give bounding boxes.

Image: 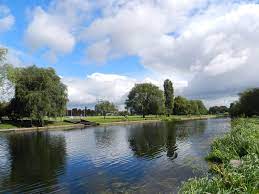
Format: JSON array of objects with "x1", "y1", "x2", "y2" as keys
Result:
[
  {"x1": 125, "y1": 79, "x2": 208, "y2": 117},
  {"x1": 0, "y1": 48, "x2": 210, "y2": 126},
  {"x1": 208, "y1": 106, "x2": 229, "y2": 115}
]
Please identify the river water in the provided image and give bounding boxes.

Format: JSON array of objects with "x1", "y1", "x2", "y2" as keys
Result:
[{"x1": 0, "y1": 118, "x2": 230, "y2": 193}]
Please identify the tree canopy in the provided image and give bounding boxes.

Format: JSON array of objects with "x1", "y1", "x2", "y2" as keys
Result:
[
  {"x1": 125, "y1": 83, "x2": 165, "y2": 117},
  {"x1": 8, "y1": 65, "x2": 68, "y2": 126},
  {"x1": 164, "y1": 79, "x2": 174, "y2": 116},
  {"x1": 174, "y1": 96, "x2": 207, "y2": 115},
  {"x1": 95, "y1": 101, "x2": 117, "y2": 118},
  {"x1": 230, "y1": 88, "x2": 259, "y2": 117},
  {"x1": 209, "y1": 106, "x2": 229, "y2": 114}
]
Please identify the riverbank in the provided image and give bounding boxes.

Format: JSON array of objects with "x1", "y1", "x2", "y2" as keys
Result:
[
  {"x1": 0, "y1": 124, "x2": 85, "y2": 133},
  {"x1": 179, "y1": 118, "x2": 259, "y2": 193},
  {"x1": 84, "y1": 115, "x2": 220, "y2": 125},
  {"x1": 0, "y1": 115, "x2": 220, "y2": 132}
]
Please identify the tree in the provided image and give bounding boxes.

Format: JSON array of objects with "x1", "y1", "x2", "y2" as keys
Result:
[
  {"x1": 239, "y1": 88, "x2": 259, "y2": 117},
  {"x1": 173, "y1": 96, "x2": 189, "y2": 115},
  {"x1": 195, "y1": 100, "x2": 208, "y2": 115},
  {"x1": 229, "y1": 88, "x2": 259, "y2": 117},
  {"x1": 8, "y1": 65, "x2": 68, "y2": 126},
  {"x1": 229, "y1": 102, "x2": 241, "y2": 117},
  {"x1": 126, "y1": 83, "x2": 165, "y2": 118},
  {"x1": 164, "y1": 79, "x2": 174, "y2": 116},
  {"x1": 0, "y1": 102, "x2": 8, "y2": 122},
  {"x1": 189, "y1": 100, "x2": 199, "y2": 115},
  {"x1": 174, "y1": 97, "x2": 207, "y2": 115},
  {"x1": 95, "y1": 101, "x2": 117, "y2": 118},
  {"x1": 209, "y1": 106, "x2": 228, "y2": 114}
]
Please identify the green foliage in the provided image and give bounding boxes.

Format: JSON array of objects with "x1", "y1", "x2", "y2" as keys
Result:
[
  {"x1": 174, "y1": 97, "x2": 207, "y2": 115},
  {"x1": 0, "y1": 102, "x2": 8, "y2": 119},
  {"x1": 8, "y1": 65, "x2": 68, "y2": 126},
  {"x1": 209, "y1": 106, "x2": 229, "y2": 114},
  {"x1": 195, "y1": 100, "x2": 208, "y2": 115},
  {"x1": 163, "y1": 79, "x2": 174, "y2": 116},
  {"x1": 180, "y1": 119, "x2": 259, "y2": 194},
  {"x1": 95, "y1": 101, "x2": 118, "y2": 118},
  {"x1": 174, "y1": 96, "x2": 189, "y2": 115},
  {"x1": 125, "y1": 83, "x2": 165, "y2": 117},
  {"x1": 230, "y1": 88, "x2": 259, "y2": 117}
]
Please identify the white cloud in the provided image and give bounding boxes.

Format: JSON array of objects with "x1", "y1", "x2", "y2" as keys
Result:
[
  {"x1": 25, "y1": 0, "x2": 91, "y2": 61},
  {"x1": 0, "y1": 5, "x2": 15, "y2": 32},
  {"x1": 203, "y1": 96, "x2": 238, "y2": 108},
  {"x1": 63, "y1": 73, "x2": 136, "y2": 108},
  {"x1": 80, "y1": 1, "x2": 259, "y2": 104},
  {"x1": 63, "y1": 72, "x2": 188, "y2": 109},
  {"x1": 25, "y1": 7, "x2": 75, "y2": 56},
  {"x1": 23, "y1": 0, "x2": 259, "y2": 106}
]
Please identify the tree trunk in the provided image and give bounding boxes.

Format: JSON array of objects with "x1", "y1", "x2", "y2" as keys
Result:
[
  {"x1": 143, "y1": 114, "x2": 145, "y2": 118},
  {"x1": 39, "y1": 118, "x2": 44, "y2": 127}
]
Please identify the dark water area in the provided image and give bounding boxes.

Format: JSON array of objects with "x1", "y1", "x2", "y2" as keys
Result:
[{"x1": 0, "y1": 118, "x2": 230, "y2": 193}]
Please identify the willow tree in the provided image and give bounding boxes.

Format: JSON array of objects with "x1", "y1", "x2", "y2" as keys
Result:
[{"x1": 9, "y1": 65, "x2": 68, "y2": 126}]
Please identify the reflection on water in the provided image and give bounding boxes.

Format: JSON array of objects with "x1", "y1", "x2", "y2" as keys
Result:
[
  {"x1": 128, "y1": 122, "x2": 177, "y2": 159},
  {"x1": 1, "y1": 132, "x2": 66, "y2": 193},
  {"x1": 0, "y1": 118, "x2": 230, "y2": 193}
]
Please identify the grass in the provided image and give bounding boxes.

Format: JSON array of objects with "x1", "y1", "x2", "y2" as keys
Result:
[
  {"x1": 179, "y1": 118, "x2": 259, "y2": 194},
  {"x1": 0, "y1": 119, "x2": 74, "y2": 129},
  {"x1": 0, "y1": 115, "x2": 220, "y2": 129},
  {"x1": 69, "y1": 115, "x2": 218, "y2": 124},
  {"x1": 0, "y1": 123, "x2": 17, "y2": 129},
  {"x1": 83, "y1": 115, "x2": 160, "y2": 124}
]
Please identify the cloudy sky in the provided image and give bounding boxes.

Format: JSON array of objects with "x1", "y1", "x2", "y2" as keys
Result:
[{"x1": 1, "y1": 0, "x2": 259, "y2": 109}]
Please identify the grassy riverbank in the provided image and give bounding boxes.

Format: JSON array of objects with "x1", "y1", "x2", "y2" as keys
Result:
[
  {"x1": 0, "y1": 115, "x2": 219, "y2": 130},
  {"x1": 180, "y1": 118, "x2": 259, "y2": 193},
  {"x1": 77, "y1": 114, "x2": 219, "y2": 124},
  {"x1": 0, "y1": 120, "x2": 72, "y2": 129}
]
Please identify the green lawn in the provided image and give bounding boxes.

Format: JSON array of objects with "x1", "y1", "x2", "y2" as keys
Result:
[
  {"x1": 0, "y1": 119, "x2": 74, "y2": 129},
  {"x1": 69, "y1": 115, "x2": 218, "y2": 124},
  {"x1": 83, "y1": 115, "x2": 159, "y2": 124},
  {"x1": 179, "y1": 118, "x2": 259, "y2": 194},
  {"x1": 0, "y1": 123, "x2": 17, "y2": 129},
  {"x1": 0, "y1": 115, "x2": 220, "y2": 129}
]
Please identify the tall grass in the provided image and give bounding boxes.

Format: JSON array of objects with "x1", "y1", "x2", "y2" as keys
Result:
[{"x1": 179, "y1": 119, "x2": 259, "y2": 194}]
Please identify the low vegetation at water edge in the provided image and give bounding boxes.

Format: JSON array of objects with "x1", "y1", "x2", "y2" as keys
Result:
[{"x1": 179, "y1": 118, "x2": 259, "y2": 193}]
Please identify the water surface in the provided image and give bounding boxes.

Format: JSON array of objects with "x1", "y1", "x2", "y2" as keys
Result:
[{"x1": 0, "y1": 118, "x2": 230, "y2": 193}]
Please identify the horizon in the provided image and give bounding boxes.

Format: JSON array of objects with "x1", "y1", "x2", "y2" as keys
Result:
[{"x1": 1, "y1": 0, "x2": 259, "y2": 109}]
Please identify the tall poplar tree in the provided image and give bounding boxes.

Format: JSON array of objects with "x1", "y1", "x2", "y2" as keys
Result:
[{"x1": 163, "y1": 79, "x2": 174, "y2": 116}]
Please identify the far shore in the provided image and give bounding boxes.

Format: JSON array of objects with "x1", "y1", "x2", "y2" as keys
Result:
[{"x1": 0, "y1": 115, "x2": 224, "y2": 133}]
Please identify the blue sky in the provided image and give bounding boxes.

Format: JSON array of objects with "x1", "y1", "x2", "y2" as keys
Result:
[
  {"x1": 1, "y1": 0, "x2": 259, "y2": 108},
  {"x1": 1, "y1": 0, "x2": 147, "y2": 79}
]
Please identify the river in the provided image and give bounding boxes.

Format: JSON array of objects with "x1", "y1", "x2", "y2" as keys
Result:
[{"x1": 0, "y1": 118, "x2": 230, "y2": 193}]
